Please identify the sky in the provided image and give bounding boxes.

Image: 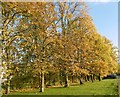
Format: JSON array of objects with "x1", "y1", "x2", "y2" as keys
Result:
[{"x1": 86, "y1": 2, "x2": 118, "y2": 47}]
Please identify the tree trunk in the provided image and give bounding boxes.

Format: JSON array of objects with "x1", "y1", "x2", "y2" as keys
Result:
[
  {"x1": 93, "y1": 74, "x2": 95, "y2": 80},
  {"x1": 90, "y1": 75, "x2": 94, "y2": 83},
  {"x1": 84, "y1": 75, "x2": 88, "y2": 82},
  {"x1": 64, "y1": 72, "x2": 69, "y2": 87},
  {"x1": 53, "y1": 78, "x2": 56, "y2": 86},
  {"x1": 87, "y1": 75, "x2": 90, "y2": 81},
  {"x1": 59, "y1": 71, "x2": 63, "y2": 85},
  {"x1": 71, "y1": 75, "x2": 74, "y2": 83},
  {"x1": 98, "y1": 73, "x2": 101, "y2": 81},
  {"x1": 79, "y1": 75, "x2": 83, "y2": 85},
  {"x1": 39, "y1": 72, "x2": 44, "y2": 92},
  {"x1": 5, "y1": 47, "x2": 10, "y2": 94},
  {"x1": 48, "y1": 72, "x2": 51, "y2": 85},
  {"x1": 44, "y1": 74, "x2": 47, "y2": 88},
  {"x1": 5, "y1": 80, "x2": 10, "y2": 94}
]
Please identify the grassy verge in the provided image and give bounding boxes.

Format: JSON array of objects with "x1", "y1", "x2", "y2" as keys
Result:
[{"x1": 2, "y1": 79, "x2": 118, "y2": 96}]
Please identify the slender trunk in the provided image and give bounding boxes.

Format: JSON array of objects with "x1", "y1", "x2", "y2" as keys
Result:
[
  {"x1": 84, "y1": 75, "x2": 88, "y2": 82},
  {"x1": 59, "y1": 71, "x2": 63, "y2": 85},
  {"x1": 5, "y1": 46, "x2": 10, "y2": 94},
  {"x1": 93, "y1": 74, "x2": 95, "y2": 80},
  {"x1": 98, "y1": 73, "x2": 101, "y2": 81},
  {"x1": 79, "y1": 75, "x2": 83, "y2": 85},
  {"x1": 53, "y1": 78, "x2": 56, "y2": 86},
  {"x1": 40, "y1": 72, "x2": 44, "y2": 92},
  {"x1": 79, "y1": 79, "x2": 83, "y2": 85},
  {"x1": 90, "y1": 75, "x2": 94, "y2": 83},
  {"x1": 71, "y1": 75, "x2": 74, "y2": 83},
  {"x1": 5, "y1": 79, "x2": 10, "y2": 94},
  {"x1": 48, "y1": 72, "x2": 51, "y2": 85},
  {"x1": 44, "y1": 74, "x2": 47, "y2": 88},
  {"x1": 64, "y1": 72, "x2": 69, "y2": 87},
  {"x1": 5, "y1": 85, "x2": 10, "y2": 94},
  {"x1": 38, "y1": 73, "x2": 41, "y2": 89},
  {"x1": 87, "y1": 75, "x2": 90, "y2": 81}
]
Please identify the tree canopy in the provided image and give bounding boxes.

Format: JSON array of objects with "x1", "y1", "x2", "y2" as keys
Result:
[{"x1": 0, "y1": 2, "x2": 118, "y2": 94}]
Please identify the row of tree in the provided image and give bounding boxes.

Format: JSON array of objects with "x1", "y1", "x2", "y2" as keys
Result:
[{"x1": 1, "y1": 2, "x2": 118, "y2": 94}]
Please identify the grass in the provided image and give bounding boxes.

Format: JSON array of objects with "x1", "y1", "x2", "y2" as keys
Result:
[{"x1": 2, "y1": 79, "x2": 118, "y2": 96}]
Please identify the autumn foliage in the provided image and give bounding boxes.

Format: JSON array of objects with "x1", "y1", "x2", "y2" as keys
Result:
[{"x1": 0, "y1": 2, "x2": 118, "y2": 94}]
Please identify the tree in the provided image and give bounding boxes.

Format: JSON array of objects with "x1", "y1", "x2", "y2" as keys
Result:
[{"x1": 1, "y1": 2, "x2": 118, "y2": 94}]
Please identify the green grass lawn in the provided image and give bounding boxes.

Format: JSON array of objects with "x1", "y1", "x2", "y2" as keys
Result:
[{"x1": 2, "y1": 79, "x2": 118, "y2": 96}]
